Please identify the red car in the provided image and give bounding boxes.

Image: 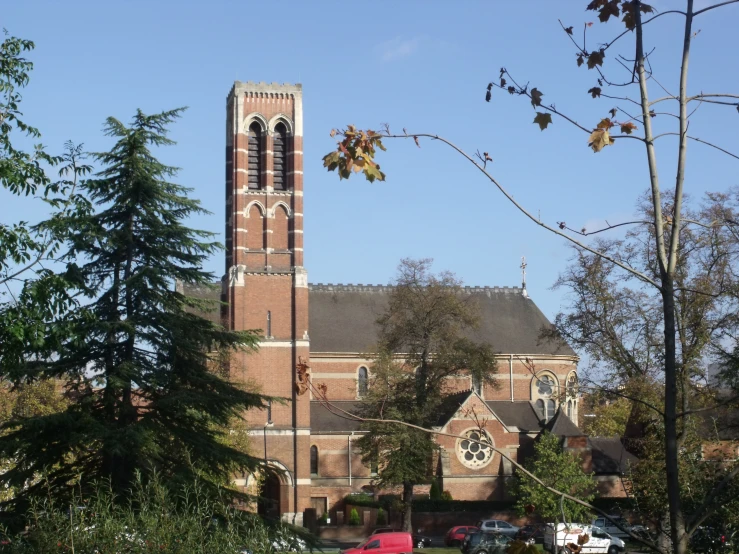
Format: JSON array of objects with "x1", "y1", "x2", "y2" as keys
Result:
[{"x1": 445, "y1": 526, "x2": 479, "y2": 547}]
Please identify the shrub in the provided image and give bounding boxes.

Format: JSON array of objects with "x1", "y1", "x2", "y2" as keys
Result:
[
  {"x1": 348, "y1": 507, "x2": 361, "y2": 526},
  {"x1": 441, "y1": 490, "x2": 453, "y2": 501},
  {"x1": 429, "y1": 479, "x2": 442, "y2": 500},
  {"x1": 376, "y1": 507, "x2": 387, "y2": 525},
  {"x1": 0, "y1": 474, "x2": 312, "y2": 553},
  {"x1": 318, "y1": 512, "x2": 329, "y2": 525}
]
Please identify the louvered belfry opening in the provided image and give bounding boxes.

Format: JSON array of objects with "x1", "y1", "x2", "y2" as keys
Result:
[
  {"x1": 273, "y1": 122, "x2": 287, "y2": 191},
  {"x1": 248, "y1": 122, "x2": 262, "y2": 190}
]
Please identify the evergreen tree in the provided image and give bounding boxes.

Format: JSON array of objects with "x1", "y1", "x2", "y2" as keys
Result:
[
  {"x1": 0, "y1": 109, "x2": 266, "y2": 506},
  {"x1": 514, "y1": 431, "x2": 594, "y2": 523}
]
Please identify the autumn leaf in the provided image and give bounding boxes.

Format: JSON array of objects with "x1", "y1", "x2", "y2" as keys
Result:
[
  {"x1": 588, "y1": 128, "x2": 614, "y2": 152},
  {"x1": 530, "y1": 88, "x2": 544, "y2": 107},
  {"x1": 588, "y1": 87, "x2": 602, "y2": 98},
  {"x1": 596, "y1": 0, "x2": 620, "y2": 22},
  {"x1": 565, "y1": 26, "x2": 574, "y2": 35},
  {"x1": 609, "y1": 108, "x2": 617, "y2": 118},
  {"x1": 507, "y1": 86, "x2": 516, "y2": 94},
  {"x1": 329, "y1": 129, "x2": 337, "y2": 138},
  {"x1": 587, "y1": 49, "x2": 606, "y2": 69},
  {"x1": 500, "y1": 77, "x2": 507, "y2": 87},
  {"x1": 486, "y1": 89, "x2": 492, "y2": 102},
  {"x1": 620, "y1": 122, "x2": 638, "y2": 134},
  {"x1": 533, "y1": 112, "x2": 553, "y2": 131},
  {"x1": 596, "y1": 118, "x2": 614, "y2": 129},
  {"x1": 577, "y1": 54, "x2": 584, "y2": 67},
  {"x1": 413, "y1": 136, "x2": 420, "y2": 148},
  {"x1": 578, "y1": 534, "x2": 591, "y2": 546}
]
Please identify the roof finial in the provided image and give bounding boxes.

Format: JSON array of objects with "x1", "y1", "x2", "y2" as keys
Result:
[{"x1": 520, "y1": 256, "x2": 529, "y2": 298}]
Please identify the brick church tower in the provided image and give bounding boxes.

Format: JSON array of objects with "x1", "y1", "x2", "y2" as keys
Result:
[{"x1": 224, "y1": 82, "x2": 310, "y2": 523}]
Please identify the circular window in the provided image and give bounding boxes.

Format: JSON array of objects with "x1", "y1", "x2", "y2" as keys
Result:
[{"x1": 456, "y1": 429, "x2": 495, "y2": 469}]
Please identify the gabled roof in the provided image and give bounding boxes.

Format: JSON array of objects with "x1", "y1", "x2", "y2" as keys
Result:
[
  {"x1": 544, "y1": 408, "x2": 584, "y2": 437},
  {"x1": 590, "y1": 437, "x2": 638, "y2": 474},
  {"x1": 486, "y1": 401, "x2": 542, "y2": 432},
  {"x1": 434, "y1": 389, "x2": 476, "y2": 427},
  {"x1": 308, "y1": 284, "x2": 576, "y2": 356}
]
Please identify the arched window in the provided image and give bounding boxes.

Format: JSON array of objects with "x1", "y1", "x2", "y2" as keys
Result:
[
  {"x1": 310, "y1": 445, "x2": 318, "y2": 476},
  {"x1": 357, "y1": 367, "x2": 368, "y2": 398},
  {"x1": 273, "y1": 122, "x2": 287, "y2": 191},
  {"x1": 566, "y1": 372, "x2": 579, "y2": 422},
  {"x1": 567, "y1": 400, "x2": 573, "y2": 418},
  {"x1": 248, "y1": 122, "x2": 262, "y2": 190},
  {"x1": 535, "y1": 397, "x2": 556, "y2": 422}
]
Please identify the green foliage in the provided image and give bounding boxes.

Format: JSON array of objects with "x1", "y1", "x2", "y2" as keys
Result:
[
  {"x1": 0, "y1": 108, "x2": 268, "y2": 509},
  {"x1": 429, "y1": 478, "x2": 441, "y2": 500},
  {"x1": 580, "y1": 392, "x2": 631, "y2": 437},
  {"x1": 440, "y1": 490, "x2": 453, "y2": 501},
  {"x1": 375, "y1": 507, "x2": 387, "y2": 525},
  {"x1": 348, "y1": 508, "x2": 360, "y2": 526},
  {"x1": 0, "y1": 473, "x2": 309, "y2": 553},
  {"x1": 355, "y1": 259, "x2": 498, "y2": 529},
  {"x1": 514, "y1": 431, "x2": 594, "y2": 523},
  {"x1": 344, "y1": 493, "x2": 378, "y2": 508}
]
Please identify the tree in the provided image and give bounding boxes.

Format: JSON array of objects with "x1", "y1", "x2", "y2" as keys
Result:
[
  {"x1": 322, "y1": 2, "x2": 739, "y2": 553},
  {"x1": 355, "y1": 258, "x2": 498, "y2": 531},
  {"x1": 515, "y1": 431, "x2": 595, "y2": 523},
  {"x1": 0, "y1": 108, "x2": 268, "y2": 508}
]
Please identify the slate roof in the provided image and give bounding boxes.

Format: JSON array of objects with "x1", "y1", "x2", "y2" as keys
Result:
[
  {"x1": 434, "y1": 390, "x2": 476, "y2": 427},
  {"x1": 486, "y1": 401, "x2": 543, "y2": 432},
  {"x1": 590, "y1": 437, "x2": 638, "y2": 474},
  {"x1": 544, "y1": 408, "x2": 584, "y2": 436},
  {"x1": 177, "y1": 281, "x2": 576, "y2": 357},
  {"x1": 308, "y1": 284, "x2": 575, "y2": 356}
]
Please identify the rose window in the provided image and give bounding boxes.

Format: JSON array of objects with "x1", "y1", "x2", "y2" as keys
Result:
[{"x1": 456, "y1": 429, "x2": 494, "y2": 469}]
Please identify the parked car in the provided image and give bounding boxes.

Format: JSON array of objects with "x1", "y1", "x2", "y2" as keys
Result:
[
  {"x1": 445, "y1": 525, "x2": 479, "y2": 547},
  {"x1": 462, "y1": 531, "x2": 512, "y2": 554},
  {"x1": 690, "y1": 527, "x2": 732, "y2": 553},
  {"x1": 592, "y1": 516, "x2": 633, "y2": 539},
  {"x1": 476, "y1": 519, "x2": 520, "y2": 538},
  {"x1": 342, "y1": 531, "x2": 413, "y2": 554},
  {"x1": 592, "y1": 525, "x2": 626, "y2": 554},
  {"x1": 371, "y1": 527, "x2": 432, "y2": 549},
  {"x1": 515, "y1": 524, "x2": 548, "y2": 544},
  {"x1": 544, "y1": 523, "x2": 622, "y2": 554}
]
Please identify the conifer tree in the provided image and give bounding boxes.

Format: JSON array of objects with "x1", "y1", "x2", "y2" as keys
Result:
[{"x1": 0, "y1": 109, "x2": 266, "y2": 506}]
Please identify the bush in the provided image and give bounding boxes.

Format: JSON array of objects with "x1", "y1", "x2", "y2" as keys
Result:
[
  {"x1": 441, "y1": 490, "x2": 453, "y2": 501},
  {"x1": 318, "y1": 512, "x2": 329, "y2": 525},
  {"x1": 0, "y1": 474, "x2": 312, "y2": 553},
  {"x1": 429, "y1": 479, "x2": 442, "y2": 500},
  {"x1": 376, "y1": 507, "x2": 387, "y2": 525},
  {"x1": 344, "y1": 493, "x2": 381, "y2": 508},
  {"x1": 348, "y1": 508, "x2": 361, "y2": 526}
]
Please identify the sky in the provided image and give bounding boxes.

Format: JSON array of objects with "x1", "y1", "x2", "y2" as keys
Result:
[{"x1": 3, "y1": 0, "x2": 738, "y2": 324}]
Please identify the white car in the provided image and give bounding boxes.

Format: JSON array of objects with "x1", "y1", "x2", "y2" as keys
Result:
[{"x1": 544, "y1": 523, "x2": 624, "y2": 554}]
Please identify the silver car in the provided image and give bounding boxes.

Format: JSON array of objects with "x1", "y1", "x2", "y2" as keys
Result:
[{"x1": 476, "y1": 519, "x2": 520, "y2": 538}]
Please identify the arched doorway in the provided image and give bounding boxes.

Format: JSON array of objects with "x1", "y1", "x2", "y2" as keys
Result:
[{"x1": 258, "y1": 472, "x2": 281, "y2": 519}]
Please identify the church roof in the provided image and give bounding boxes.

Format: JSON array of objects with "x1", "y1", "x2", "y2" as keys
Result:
[
  {"x1": 308, "y1": 284, "x2": 575, "y2": 356},
  {"x1": 543, "y1": 408, "x2": 584, "y2": 437},
  {"x1": 486, "y1": 401, "x2": 543, "y2": 432},
  {"x1": 590, "y1": 437, "x2": 638, "y2": 474}
]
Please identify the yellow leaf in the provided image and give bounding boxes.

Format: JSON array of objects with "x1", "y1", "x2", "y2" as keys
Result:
[{"x1": 588, "y1": 128, "x2": 614, "y2": 152}]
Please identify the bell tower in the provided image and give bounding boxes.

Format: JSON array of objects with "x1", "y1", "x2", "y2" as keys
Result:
[{"x1": 224, "y1": 81, "x2": 310, "y2": 522}]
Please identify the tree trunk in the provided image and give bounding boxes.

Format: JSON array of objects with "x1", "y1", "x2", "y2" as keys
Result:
[
  {"x1": 661, "y1": 280, "x2": 687, "y2": 554},
  {"x1": 401, "y1": 481, "x2": 414, "y2": 532}
]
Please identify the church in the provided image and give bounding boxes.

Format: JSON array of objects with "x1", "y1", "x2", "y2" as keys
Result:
[{"x1": 185, "y1": 80, "x2": 633, "y2": 525}]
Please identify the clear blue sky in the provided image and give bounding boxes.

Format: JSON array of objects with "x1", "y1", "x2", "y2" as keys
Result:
[{"x1": 4, "y1": 0, "x2": 738, "y2": 322}]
